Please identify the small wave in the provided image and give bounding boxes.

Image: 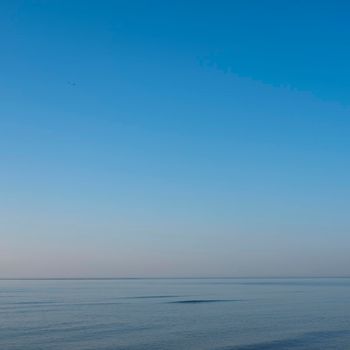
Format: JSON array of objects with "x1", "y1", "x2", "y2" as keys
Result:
[
  {"x1": 220, "y1": 329, "x2": 350, "y2": 350},
  {"x1": 170, "y1": 299, "x2": 240, "y2": 304},
  {"x1": 11, "y1": 301, "x2": 58, "y2": 305},
  {"x1": 122, "y1": 295, "x2": 182, "y2": 299}
]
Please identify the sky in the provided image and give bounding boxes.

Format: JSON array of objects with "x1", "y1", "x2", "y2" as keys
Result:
[{"x1": 1, "y1": 0, "x2": 350, "y2": 278}]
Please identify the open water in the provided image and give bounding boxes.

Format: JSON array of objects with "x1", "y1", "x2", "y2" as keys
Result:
[{"x1": 1, "y1": 278, "x2": 350, "y2": 349}]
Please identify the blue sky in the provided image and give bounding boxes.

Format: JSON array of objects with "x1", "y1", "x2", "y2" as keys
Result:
[{"x1": 1, "y1": 1, "x2": 350, "y2": 277}]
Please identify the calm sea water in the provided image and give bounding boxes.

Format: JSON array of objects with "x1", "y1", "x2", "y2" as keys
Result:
[{"x1": 1, "y1": 278, "x2": 350, "y2": 349}]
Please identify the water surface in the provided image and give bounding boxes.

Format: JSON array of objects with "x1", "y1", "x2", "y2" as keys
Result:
[{"x1": 1, "y1": 278, "x2": 350, "y2": 349}]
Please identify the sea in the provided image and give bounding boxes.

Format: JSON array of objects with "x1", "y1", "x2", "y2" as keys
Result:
[{"x1": 1, "y1": 278, "x2": 350, "y2": 349}]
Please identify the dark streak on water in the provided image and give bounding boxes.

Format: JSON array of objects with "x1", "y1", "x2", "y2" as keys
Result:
[
  {"x1": 122, "y1": 295, "x2": 183, "y2": 299},
  {"x1": 170, "y1": 299, "x2": 241, "y2": 304}
]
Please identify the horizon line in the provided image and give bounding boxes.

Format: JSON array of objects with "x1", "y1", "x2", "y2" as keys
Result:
[{"x1": 1, "y1": 276, "x2": 350, "y2": 280}]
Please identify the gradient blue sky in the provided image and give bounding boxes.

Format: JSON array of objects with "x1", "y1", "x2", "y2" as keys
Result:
[{"x1": 1, "y1": 1, "x2": 350, "y2": 278}]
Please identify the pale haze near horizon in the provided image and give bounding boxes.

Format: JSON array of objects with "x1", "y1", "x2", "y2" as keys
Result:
[{"x1": 1, "y1": 1, "x2": 350, "y2": 278}]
